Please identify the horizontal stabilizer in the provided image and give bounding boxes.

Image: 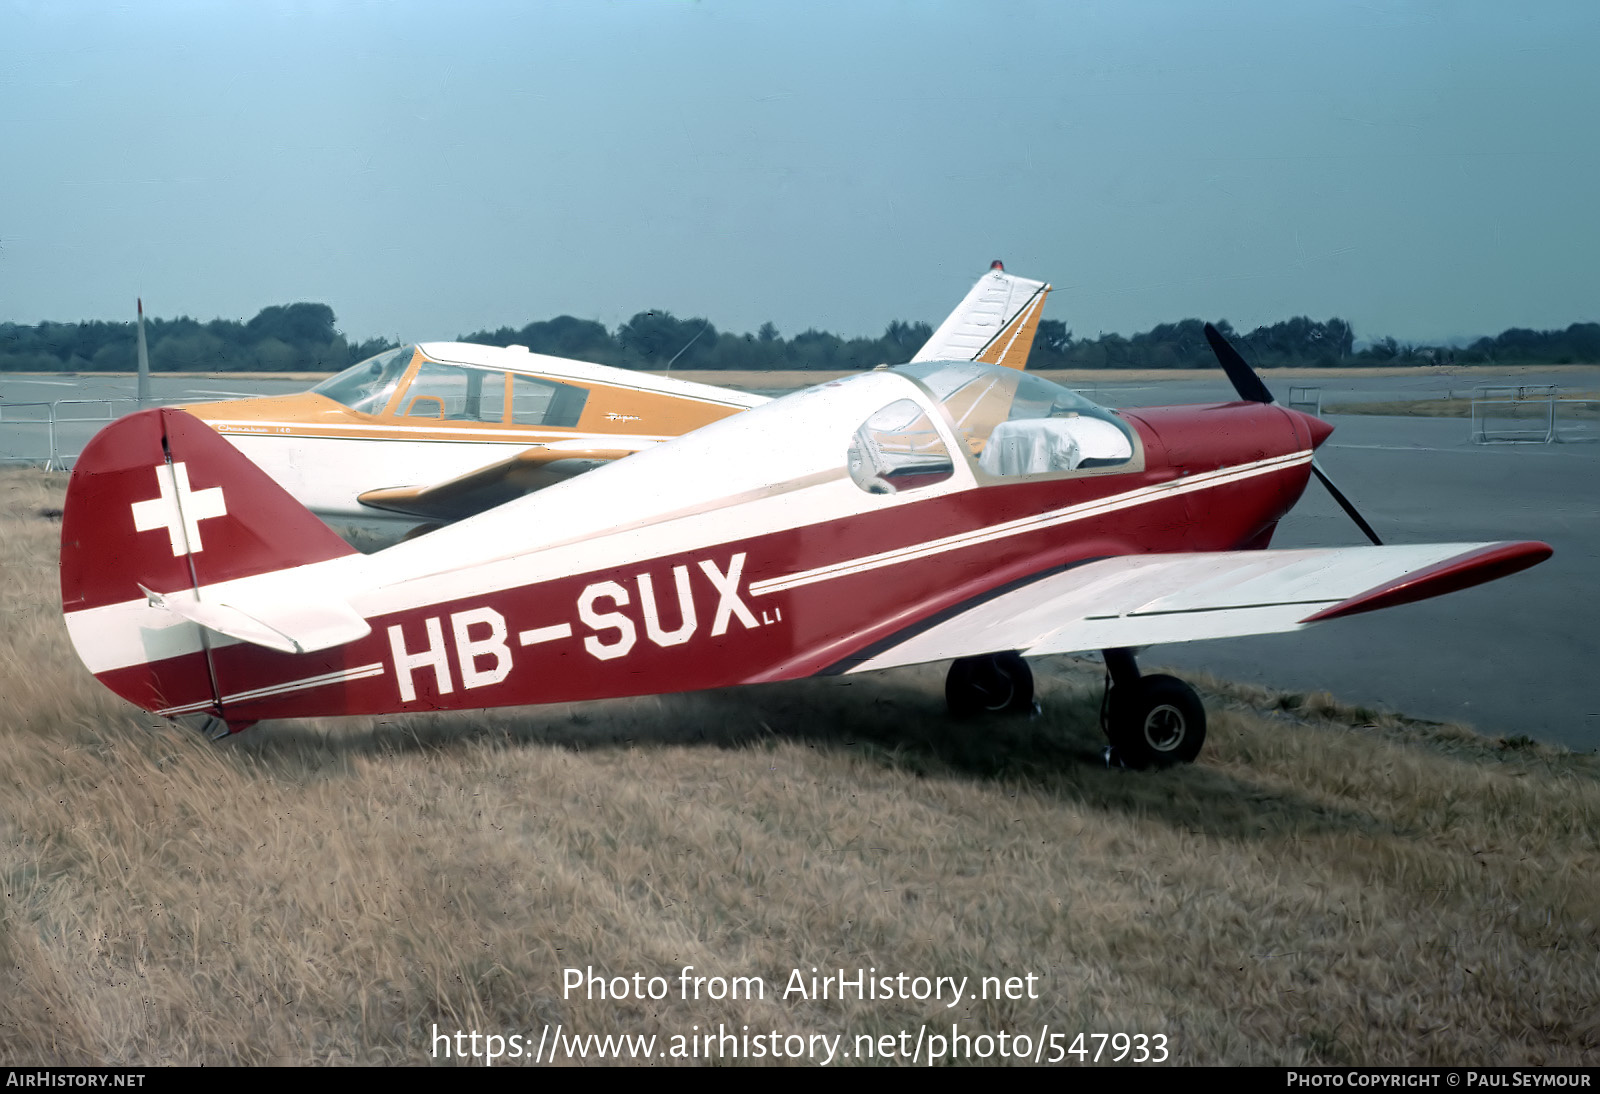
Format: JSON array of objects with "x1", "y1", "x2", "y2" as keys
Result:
[
  {"x1": 141, "y1": 584, "x2": 371, "y2": 655},
  {"x1": 845, "y1": 541, "x2": 1552, "y2": 673},
  {"x1": 358, "y1": 443, "x2": 642, "y2": 521}
]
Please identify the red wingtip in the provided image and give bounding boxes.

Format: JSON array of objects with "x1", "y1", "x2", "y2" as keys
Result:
[{"x1": 1301, "y1": 541, "x2": 1554, "y2": 623}]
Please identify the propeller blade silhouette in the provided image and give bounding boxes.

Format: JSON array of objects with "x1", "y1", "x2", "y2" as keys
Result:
[
  {"x1": 1310, "y1": 458, "x2": 1383, "y2": 546},
  {"x1": 1204, "y1": 322, "x2": 1275, "y2": 404}
]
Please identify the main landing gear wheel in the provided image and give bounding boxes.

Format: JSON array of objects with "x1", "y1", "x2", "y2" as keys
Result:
[
  {"x1": 1108, "y1": 675, "x2": 1206, "y2": 769},
  {"x1": 945, "y1": 651, "x2": 1034, "y2": 718},
  {"x1": 1101, "y1": 649, "x2": 1206, "y2": 769}
]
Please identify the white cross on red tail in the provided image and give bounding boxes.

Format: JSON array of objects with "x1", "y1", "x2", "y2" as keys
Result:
[{"x1": 130, "y1": 462, "x2": 227, "y2": 556}]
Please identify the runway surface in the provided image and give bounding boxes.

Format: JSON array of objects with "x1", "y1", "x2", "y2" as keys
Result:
[{"x1": 6, "y1": 367, "x2": 1596, "y2": 751}]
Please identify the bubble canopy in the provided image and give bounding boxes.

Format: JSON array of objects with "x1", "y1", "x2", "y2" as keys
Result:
[{"x1": 892, "y1": 360, "x2": 1135, "y2": 476}]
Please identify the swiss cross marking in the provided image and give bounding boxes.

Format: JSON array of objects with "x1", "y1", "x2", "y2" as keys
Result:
[{"x1": 130, "y1": 462, "x2": 228, "y2": 556}]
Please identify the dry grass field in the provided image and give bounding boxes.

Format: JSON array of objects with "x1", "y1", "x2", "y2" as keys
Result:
[{"x1": 2, "y1": 469, "x2": 1596, "y2": 1066}]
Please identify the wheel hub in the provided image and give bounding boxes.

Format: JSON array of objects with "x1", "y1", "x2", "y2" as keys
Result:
[{"x1": 1142, "y1": 704, "x2": 1187, "y2": 752}]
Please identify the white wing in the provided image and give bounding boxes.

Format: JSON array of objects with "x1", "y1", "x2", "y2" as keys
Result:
[{"x1": 843, "y1": 542, "x2": 1551, "y2": 673}]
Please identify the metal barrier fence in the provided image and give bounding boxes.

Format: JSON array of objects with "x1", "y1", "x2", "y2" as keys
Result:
[
  {"x1": 1470, "y1": 385, "x2": 1597, "y2": 444},
  {"x1": 1554, "y1": 398, "x2": 1600, "y2": 443},
  {"x1": 1471, "y1": 385, "x2": 1556, "y2": 443},
  {"x1": 0, "y1": 398, "x2": 140, "y2": 470},
  {"x1": 0, "y1": 402, "x2": 58, "y2": 467},
  {"x1": 1287, "y1": 386, "x2": 1322, "y2": 417}
]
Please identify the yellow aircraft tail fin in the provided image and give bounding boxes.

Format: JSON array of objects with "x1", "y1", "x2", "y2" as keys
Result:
[{"x1": 913, "y1": 262, "x2": 1052, "y2": 370}]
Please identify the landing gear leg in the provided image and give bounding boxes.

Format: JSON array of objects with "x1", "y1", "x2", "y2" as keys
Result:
[
  {"x1": 1100, "y1": 647, "x2": 1206, "y2": 768},
  {"x1": 945, "y1": 651, "x2": 1035, "y2": 718}
]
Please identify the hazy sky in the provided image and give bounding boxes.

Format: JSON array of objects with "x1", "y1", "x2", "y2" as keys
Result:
[{"x1": 4, "y1": 1, "x2": 1597, "y2": 345}]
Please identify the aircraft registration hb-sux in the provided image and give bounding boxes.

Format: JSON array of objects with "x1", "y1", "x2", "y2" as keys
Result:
[
  {"x1": 176, "y1": 263, "x2": 1051, "y2": 536},
  {"x1": 61, "y1": 325, "x2": 1550, "y2": 767}
]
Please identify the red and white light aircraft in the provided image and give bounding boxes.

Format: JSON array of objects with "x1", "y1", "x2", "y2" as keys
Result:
[{"x1": 60, "y1": 326, "x2": 1550, "y2": 767}]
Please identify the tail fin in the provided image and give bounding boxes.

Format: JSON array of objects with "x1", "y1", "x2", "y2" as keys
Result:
[
  {"x1": 913, "y1": 262, "x2": 1051, "y2": 370},
  {"x1": 61, "y1": 408, "x2": 358, "y2": 724}
]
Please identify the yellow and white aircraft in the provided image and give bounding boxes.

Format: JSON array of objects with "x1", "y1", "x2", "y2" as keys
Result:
[
  {"x1": 184, "y1": 346, "x2": 769, "y2": 536},
  {"x1": 179, "y1": 264, "x2": 1050, "y2": 540}
]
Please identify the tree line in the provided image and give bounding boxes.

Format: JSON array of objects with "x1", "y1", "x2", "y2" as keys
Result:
[
  {"x1": 1, "y1": 302, "x2": 1595, "y2": 373},
  {"x1": 0, "y1": 304, "x2": 391, "y2": 375}
]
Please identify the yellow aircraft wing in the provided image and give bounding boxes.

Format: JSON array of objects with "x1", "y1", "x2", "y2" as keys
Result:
[{"x1": 356, "y1": 442, "x2": 642, "y2": 523}]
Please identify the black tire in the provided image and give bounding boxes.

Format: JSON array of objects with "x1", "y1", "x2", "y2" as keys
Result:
[
  {"x1": 946, "y1": 652, "x2": 1035, "y2": 718},
  {"x1": 1108, "y1": 674, "x2": 1206, "y2": 768}
]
